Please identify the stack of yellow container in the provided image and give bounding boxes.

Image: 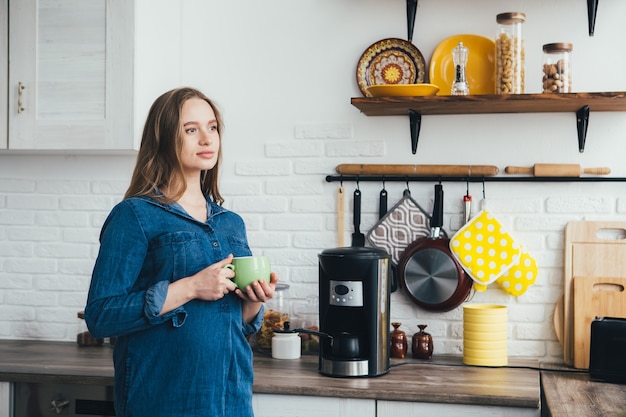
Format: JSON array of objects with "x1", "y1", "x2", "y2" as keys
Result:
[{"x1": 463, "y1": 304, "x2": 508, "y2": 366}]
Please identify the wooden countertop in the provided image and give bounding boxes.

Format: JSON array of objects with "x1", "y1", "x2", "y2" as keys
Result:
[
  {"x1": 541, "y1": 369, "x2": 626, "y2": 417},
  {"x1": 0, "y1": 339, "x2": 539, "y2": 409}
]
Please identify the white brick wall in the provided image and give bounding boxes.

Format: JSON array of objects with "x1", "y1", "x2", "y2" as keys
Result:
[{"x1": 2, "y1": 145, "x2": 625, "y2": 365}]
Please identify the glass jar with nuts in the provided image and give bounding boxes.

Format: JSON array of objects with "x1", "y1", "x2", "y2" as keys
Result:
[
  {"x1": 542, "y1": 42, "x2": 573, "y2": 93},
  {"x1": 495, "y1": 12, "x2": 526, "y2": 94}
]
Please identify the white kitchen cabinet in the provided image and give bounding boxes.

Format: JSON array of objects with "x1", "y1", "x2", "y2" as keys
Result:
[
  {"x1": 253, "y1": 393, "x2": 376, "y2": 417},
  {"x1": 0, "y1": 382, "x2": 10, "y2": 417},
  {"x1": 0, "y1": 0, "x2": 7, "y2": 149},
  {"x1": 6, "y1": 0, "x2": 136, "y2": 151},
  {"x1": 377, "y1": 400, "x2": 540, "y2": 417}
]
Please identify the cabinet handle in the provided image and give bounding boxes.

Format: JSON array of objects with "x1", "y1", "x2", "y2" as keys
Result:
[{"x1": 18, "y1": 82, "x2": 25, "y2": 113}]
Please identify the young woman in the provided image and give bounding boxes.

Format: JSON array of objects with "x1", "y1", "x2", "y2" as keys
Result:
[{"x1": 85, "y1": 87, "x2": 277, "y2": 417}]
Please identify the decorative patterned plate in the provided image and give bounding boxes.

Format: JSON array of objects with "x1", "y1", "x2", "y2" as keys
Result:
[
  {"x1": 357, "y1": 38, "x2": 426, "y2": 97},
  {"x1": 429, "y1": 34, "x2": 496, "y2": 96},
  {"x1": 366, "y1": 83, "x2": 439, "y2": 97}
]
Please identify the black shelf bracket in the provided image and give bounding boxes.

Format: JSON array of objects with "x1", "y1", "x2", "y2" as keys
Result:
[
  {"x1": 326, "y1": 175, "x2": 626, "y2": 184},
  {"x1": 576, "y1": 105, "x2": 590, "y2": 153},
  {"x1": 409, "y1": 109, "x2": 421, "y2": 154},
  {"x1": 406, "y1": 0, "x2": 418, "y2": 42},
  {"x1": 588, "y1": 0, "x2": 599, "y2": 36}
]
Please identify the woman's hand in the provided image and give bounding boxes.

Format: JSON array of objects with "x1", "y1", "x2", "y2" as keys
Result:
[
  {"x1": 237, "y1": 272, "x2": 279, "y2": 323},
  {"x1": 191, "y1": 254, "x2": 238, "y2": 301},
  {"x1": 160, "y1": 255, "x2": 237, "y2": 315}
]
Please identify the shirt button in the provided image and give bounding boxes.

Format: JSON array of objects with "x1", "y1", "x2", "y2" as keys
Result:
[{"x1": 212, "y1": 242, "x2": 219, "y2": 247}]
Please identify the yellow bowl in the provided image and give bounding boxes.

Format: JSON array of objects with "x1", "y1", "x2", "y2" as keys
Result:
[
  {"x1": 463, "y1": 322, "x2": 508, "y2": 333},
  {"x1": 464, "y1": 338, "x2": 507, "y2": 350},
  {"x1": 464, "y1": 330, "x2": 508, "y2": 341},
  {"x1": 365, "y1": 83, "x2": 440, "y2": 97}
]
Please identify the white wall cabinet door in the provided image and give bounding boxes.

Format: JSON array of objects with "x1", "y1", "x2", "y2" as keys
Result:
[
  {"x1": 253, "y1": 393, "x2": 376, "y2": 417},
  {"x1": 7, "y1": 0, "x2": 135, "y2": 151},
  {"x1": 377, "y1": 400, "x2": 541, "y2": 417},
  {"x1": 0, "y1": 382, "x2": 11, "y2": 417},
  {"x1": 0, "y1": 0, "x2": 7, "y2": 149}
]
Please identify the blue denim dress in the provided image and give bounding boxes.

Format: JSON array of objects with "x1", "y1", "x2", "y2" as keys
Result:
[{"x1": 85, "y1": 195, "x2": 263, "y2": 417}]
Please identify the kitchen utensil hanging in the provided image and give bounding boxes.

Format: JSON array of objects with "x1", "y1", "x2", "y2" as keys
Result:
[
  {"x1": 379, "y1": 178, "x2": 388, "y2": 220},
  {"x1": 449, "y1": 181, "x2": 537, "y2": 295},
  {"x1": 337, "y1": 181, "x2": 345, "y2": 247},
  {"x1": 367, "y1": 181, "x2": 432, "y2": 266},
  {"x1": 351, "y1": 182, "x2": 365, "y2": 247},
  {"x1": 397, "y1": 183, "x2": 472, "y2": 311}
]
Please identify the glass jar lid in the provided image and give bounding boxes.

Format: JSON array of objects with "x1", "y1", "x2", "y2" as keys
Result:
[
  {"x1": 543, "y1": 42, "x2": 573, "y2": 53},
  {"x1": 496, "y1": 12, "x2": 526, "y2": 23}
]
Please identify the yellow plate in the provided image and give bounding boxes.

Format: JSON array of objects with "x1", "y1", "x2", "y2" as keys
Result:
[
  {"x1": 366, "y1": 83, "x2": 440, "y2": 97},
  {"x1": 429, "y1": 34, "x2": 495, "y2": 96}
]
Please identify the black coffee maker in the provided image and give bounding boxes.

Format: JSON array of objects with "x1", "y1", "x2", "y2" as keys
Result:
[{"x1": 317, "y1": 247, "x2": 391, "y2": 377}]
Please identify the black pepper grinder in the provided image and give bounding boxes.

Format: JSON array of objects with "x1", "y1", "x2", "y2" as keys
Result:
[
  {"x1": 412, "y1": 324, "x2": 433, "y2": 360},
  {"x1": 451, "y1": 42, "x2": 469, "y2": 96}
]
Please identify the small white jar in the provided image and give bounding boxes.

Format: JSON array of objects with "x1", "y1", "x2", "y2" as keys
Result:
[{"x1": 271, "y1": 332, "x2": 301, "y2": 360}]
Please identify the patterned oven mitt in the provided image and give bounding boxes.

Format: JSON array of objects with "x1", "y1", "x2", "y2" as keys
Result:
[
  {"x1": 367, "y1": 189, "x2": 432, "y2": 266},
  {"x1": 449, "y1": 209, "x2": 521, "y2": 290}
]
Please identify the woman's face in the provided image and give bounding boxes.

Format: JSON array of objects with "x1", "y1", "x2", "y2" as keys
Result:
[{"x1": 179, "y1": 97, "x2": 220, "y2": 175}]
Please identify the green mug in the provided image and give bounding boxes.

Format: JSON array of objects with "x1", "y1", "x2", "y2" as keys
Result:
[{"x1": 224, "y1": 256, "x2": 271, "y2": 289}]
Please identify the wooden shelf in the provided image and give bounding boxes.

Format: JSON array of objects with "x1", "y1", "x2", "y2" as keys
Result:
[
  {"x1": 351, "y1": 92, "x2": 626, "y2": 154},
  {"x1": 351, "y1": 92, "x2": 626, "y2": 117}
]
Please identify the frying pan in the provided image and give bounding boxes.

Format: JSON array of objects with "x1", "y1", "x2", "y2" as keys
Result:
[{"x1": 397, "y1": 184, "x2": 472, "y2": 311}]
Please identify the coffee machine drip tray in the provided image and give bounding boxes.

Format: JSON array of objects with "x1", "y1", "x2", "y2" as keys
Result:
[{"x1": 321, "y1": 357, "x2": 369, "y2": 377}]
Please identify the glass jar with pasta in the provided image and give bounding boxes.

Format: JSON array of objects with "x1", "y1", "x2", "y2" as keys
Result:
[
  {"x1": 495, "y1": 12, "x2": 526, "y2": 94},
  {"x1": 256, "y1": 283, "x2": 291, "y2": 350}
]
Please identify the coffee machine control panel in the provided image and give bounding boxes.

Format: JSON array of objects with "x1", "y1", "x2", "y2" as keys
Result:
[{"x1": 329, "y1": 280, "x2": 363, "y2": 307}]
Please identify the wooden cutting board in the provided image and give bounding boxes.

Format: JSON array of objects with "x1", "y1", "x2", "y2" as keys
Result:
[
  {"x1": 563, "y1": 221, "x2": 626, "y2": 366},
  {"x1": 573, "y1": 276, "x2": 626, "y2": 369}
]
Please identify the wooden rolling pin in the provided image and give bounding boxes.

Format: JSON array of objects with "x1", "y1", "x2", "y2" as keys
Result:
[
  {"x1": 336, "y1": 164, "x2": 499, "y2": 177},
  {"x1": 505, "y1": 164, "x2": 611, "y2": 177}
]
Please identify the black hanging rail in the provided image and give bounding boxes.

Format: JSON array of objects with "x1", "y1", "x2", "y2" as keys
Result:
[{"x1": 326, "y1": 175, "x2": 626, "y2": 183}]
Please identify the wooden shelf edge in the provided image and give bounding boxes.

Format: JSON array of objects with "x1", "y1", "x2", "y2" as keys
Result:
[{"x1": 351, "y1": 92, "x2": 626, "y2": 116}]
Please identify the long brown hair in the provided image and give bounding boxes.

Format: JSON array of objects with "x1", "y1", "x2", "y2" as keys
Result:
[{"x1": 124, "y1": 87, "x2": 225, "y2": 205}]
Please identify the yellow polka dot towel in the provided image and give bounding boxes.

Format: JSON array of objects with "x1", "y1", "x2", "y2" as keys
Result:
[{"x1": 449, "y1": 210, "x2": 524, "y2": 290}]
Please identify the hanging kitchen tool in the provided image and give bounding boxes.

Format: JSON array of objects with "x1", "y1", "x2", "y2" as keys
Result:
[
  {"x1": 379, "y1": 178, "x2": 388, "y2": 220},
  {"x1": 449, "y1": 185, "x2": 520, "y2": 290},
  {"x1": 337, "y1": 181, "x2": 345, "y2": 247},
  {"x1": 367, "y1": 182, "x2": 432, "y2": 294},
  {"x1": 463, "y1": 177, "x2": 473, "y2": 224},
  {"x1": 351, "y1": 182, "x2": 365, "y2": 247},
  {"x1": 367, "y1": 182, "x2": 432, "y2": 266},
  {"x1": 397, "y1": 183, "x2": 472, "y2": 311}
]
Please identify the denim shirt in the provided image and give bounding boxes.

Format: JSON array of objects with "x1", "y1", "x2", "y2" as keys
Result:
[{"x1": 84, "y1": 195, "x2": 263, "y2": 417}]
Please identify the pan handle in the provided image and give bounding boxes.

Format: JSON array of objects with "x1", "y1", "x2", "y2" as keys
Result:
[{"x1": 431, "y1": 184, "x2": 444, "y2": 229}]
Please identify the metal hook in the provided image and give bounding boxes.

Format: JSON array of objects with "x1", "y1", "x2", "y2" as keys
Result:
[
  {"x1": 356, "y1": 176, "x2": 360, "y2": 190},
  {"x1": 482, "y1": 177, "x2": 486, "y2": 199},
  {"x1": 381, "y1": 175, "x2": 386, "y2": 190},
  {"x1": 466, "y1": 176, "x2": 470, "y2": 197},
  {"x1": 340, "y1": 175, "x2": 343, "y2": 187}
]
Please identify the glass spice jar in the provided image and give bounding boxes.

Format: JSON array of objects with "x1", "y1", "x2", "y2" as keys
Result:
[
  {"x1": 542, "y1": 42, "x2": 573, "y2": 93},
  {"x1": 257, "y1": 283, "x2": 291, "y2": 350},
  {"x1": 495, "y1": 12, "x2": 526, "y2": 94}
]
